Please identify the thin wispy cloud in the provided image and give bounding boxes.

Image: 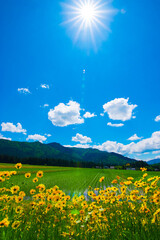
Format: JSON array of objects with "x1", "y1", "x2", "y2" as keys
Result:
[
  {"x1": 40, "y1": 104, "x2": 49, "y2": 108},
  {"x1": 45, "y1": 134, "x2": 52, "y2": 137},
  {"x1": 18, "y1": 88, "x2": 31, "y2": 94},
  {"x1": 40, "y1": 84, "x2": 49, "y2": 89},
  {"x1": 64, "y1": 144, "x2": 90, "y2": 149},
  {"x1": 107, "y1": 122, "x2": 124, "y2": 127}
]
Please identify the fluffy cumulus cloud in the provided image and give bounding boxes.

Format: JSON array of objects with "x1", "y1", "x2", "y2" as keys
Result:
[
  {"x1": 18, "y1": 88, "x2": 31, "y2": 94},
  {"x1": 1, "y1": 122, "x2": 27, "y2": 134},
  {"x1": 93, "y1": 141, "x2": 130, "y2": 154},
  {"x1": 64, "y1": 144, "x2": 90, "y2": 149},
  {"x1": 93, "y1": 131, "x2": 160, "y2": 155},
  {"x1": 103, "y1": 98, "x2": 137, "y2": 121},
  {"x1": 26, "y1": 134, "x2": 47, "y2": 143},
  {"x1": 83, "y1": 112, "x2": 97, "y2": 118},
  {"x1": 48, "y1": 101, "x2": 84, "y2": 127},
  {"x1": 155, "y1": 115, "x2": 160, "y2": 122},
  {"x1": 107, "y1": 122, "x2": 124, "y2": 127},
  {"x1": 0, "y1": 134, "x2": 11, "y2": 141},
  {"x1": 72, "y1": 133, "x2": 92, "y2": 144},
  {"x1": 40, "y1": 84, "x2": 49, "y2": 89},
  {"x1": 128, "y1": 134, "x2": 142, "y2": 141}
]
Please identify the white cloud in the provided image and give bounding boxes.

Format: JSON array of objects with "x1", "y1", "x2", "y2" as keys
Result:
[
  {"x1": 152, "y1": 150, "x2": 160, "y2": 154},
  {"x1": 64, "y1": 144, "x2": 90, "y2": 149},
  {"x1": 40, "y1": 84, "x2": 49, "y2": 89},
  {"x1": 43, "y1": 104, "x2": 49, "y2": 108},
  {"x1": 155, "y1": 155, "x2": 160, "y2": 159},
  {"x1": 18, "y1": 88, "x2": 31, "y2": 94},
  {"x1": 72, "y1": 133, "x2": 92, "y2": 144},
  {"x1": 83, "y1": 112, "x2": 97, "y2": 118},
  {"x1": 103, "y1": 98, "x2": 137, "y2": 121},
  {"x1": 155, "y1": 115, "x2": 160, "y2": 122},
  {"x1": 107, "y1": 122, "x2": 124, "y2": 127},
  {"x1": 0, "y1": 134, "x2": 11, "y2": 141},
  {"x1": 48, "y1": 100, "x2": 84, "y2": 127},
  {"x1": 93, "y1": 131, "x2": 160, "y2": 155},
  {"x1": 26, "y1": 134, "x2": 47, "y2": 143},
  {"x1": 40, "y1": 104, "x2": 49, "y2": 108},
  {"x1": 100, "y1": 113, "x2": 104, "y2": 117},
  {"x1": 1, "y1": 122, "x2": 27, "y2": 134},
  {"x1": 45, "y1": 134, "x2": 52, "y2": 137},
  {"x1": 128, "y1": 134, "x2": 142, "y2": 141},
  {"x1": 93, "y1": 141, "x2": 131, "y2": 154}
]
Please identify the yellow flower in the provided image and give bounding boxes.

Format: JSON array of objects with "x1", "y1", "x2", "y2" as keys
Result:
[
  {"x1": 15, "y1": 196, "x2": 23, "y2": 203},
  {"x1": 15, "y1": 163, "x2": 22, "y2": 169},
  {"x1": 0, "y1": 177, "x2": 5, "y2": 182},
  {"x1": 15, "y1": 206, "x2": 23, "y2": 214},
  {"x1": 143, "y1": 173, "x2": 148, "y2": 178},
  {"x1": 10, "y1": 185, "x2": 20, "y2": 194},
  {"x1": 33, "y1": 177, "x2": 38, "y2": 183},
  {"x1": 36, "y1": 184, "x2": 45, "y2": 192},
  {"x1": 140, "y1": 167, "x2": 147, "y2": 172},
  {"x1": 112, "y1": 179, "x2": 118, "y2": 184},
  {"x1": 127, "y1": 177, "x2": 134, "y2": 181},
  {"x1": 12, "y1": 221, "x2": 20, "y2": 229},
  {"x1": 36, "y1": 171, "x2": 43, "y2": 178},
  {"x1": 19, "y1": 191, "x2": 26, "y2": 197},
  {"x1": 25, "y1": 173, "x2": 31, "y2": 178},
  {"x1": 0, "y1": 218, "x2": 10, "y2": 228},
  {"x1": 46, "y1": 204, "x2": 52, "y2": 213},
  {"x1": 99, "y1": 177, "x2": 105, "y2": 183},
  {"x1": 30, "y1": 189, "x2": 36, "y2": 195}
]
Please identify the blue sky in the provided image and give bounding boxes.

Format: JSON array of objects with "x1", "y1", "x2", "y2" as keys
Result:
[{"x1": 0, "y1": 0, "x2": 160, "y2": 161}]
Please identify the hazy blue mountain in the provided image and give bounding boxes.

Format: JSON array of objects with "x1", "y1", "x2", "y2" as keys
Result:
[{"x1": 147, "y1": 158, "x2": 160, "y2": 165}]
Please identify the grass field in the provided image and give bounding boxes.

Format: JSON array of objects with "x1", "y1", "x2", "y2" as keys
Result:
[
  {"x1": 0, "y1": 163, "x2": 160, "y2": 239},
  {"x1": 1, "y1": 163, "x2": 160, "y2": 193}
]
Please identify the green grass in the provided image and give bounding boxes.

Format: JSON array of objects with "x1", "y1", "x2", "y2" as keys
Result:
[{"x1": 1, "y1": 163, "x2": 160, "y2": 195}]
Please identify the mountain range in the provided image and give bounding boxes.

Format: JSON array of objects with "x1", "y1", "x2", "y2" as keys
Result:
[
  {"x1": 147, "y1": 158, "x2": 160, "y2": 165},
  {"x1": 0, "y1": 139, "x2": 138, "y2": 166}
]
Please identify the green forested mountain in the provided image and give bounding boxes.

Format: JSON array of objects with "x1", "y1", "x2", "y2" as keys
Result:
[{"x1": 0, "y1": 139, "x2": 138, "y2": 166}]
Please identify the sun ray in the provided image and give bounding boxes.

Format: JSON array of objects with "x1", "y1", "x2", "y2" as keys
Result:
[{"x1": 61, "y1": 0, "x2": 117, "y2": 47}]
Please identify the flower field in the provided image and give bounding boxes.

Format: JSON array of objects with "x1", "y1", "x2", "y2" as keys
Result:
[{"x1": 0, "y1": 164, "x2": 160, "y2": 240}]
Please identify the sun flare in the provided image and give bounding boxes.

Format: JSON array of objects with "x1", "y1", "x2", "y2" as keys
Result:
[
  {"x1": 62, "y1": 0, "x2": 117, "y2": 45},
  {"x1": 80, "y1": 3, "x2": 96, "y2": 23}
]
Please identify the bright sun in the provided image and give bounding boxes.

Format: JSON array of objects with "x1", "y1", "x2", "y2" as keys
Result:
[
  {"x1": 80, "y1": 4, "x2": 95, "y2": 22},
  {"x1": 62, "y1": 0, "x2": 117, "y2": 46}
]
